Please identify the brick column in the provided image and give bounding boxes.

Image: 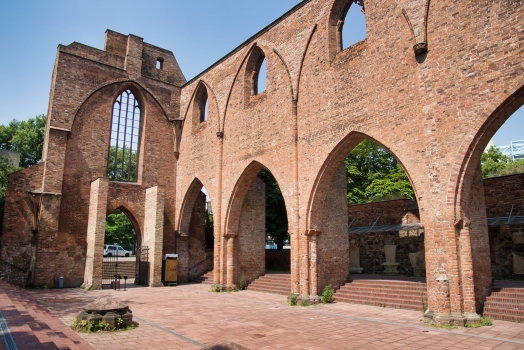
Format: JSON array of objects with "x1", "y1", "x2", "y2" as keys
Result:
[
  {"x1": 308, "y1": 230, "x2": 321, "y2": 297},
  {"x1": 226, "y1": 234, "x2": 236, "y2": 289},
  {"x1": 82, "y1": 178, "x2": 109, "y2": 290},
  {"x1": 177, "y1": 235, "x2": 189, "y2": 283},
  {"x1": 144, "y1": 186, "x2": 165, "y2": 287},
  {"x1": 291, "y1": 98, "x2": 300, "y2": 294},
  {"x1": 215, "y1": 131, "x2": 224, "y2": 285},
  {"x1": 299, "y1": 230, "x2": 310, "y2": 296}
]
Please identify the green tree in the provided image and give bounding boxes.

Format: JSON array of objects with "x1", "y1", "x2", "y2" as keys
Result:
[
  {"x1": 107, "y1": 146, "x2": 138, "y2": 182},
  {"x1": 105, "y1": 209, "x2": 136, "y2": 249},
  {"x1": 0, "y1": 157, "x2": 22, "y2": 233},
  {"x1": 258, "y1": 169, "x2": 289, "y2": 249},
  {"x1": 0, "y1": 115, "x2": 46, "y2": 168},
  {"x1": 481, "y1": 146, "x2": 524, "y2": 178},
  {"x1": 345, "y1": 139, "x2": 415, "y2": 204},
  {"x1": 481, "y1": 146, "x2": 511, "y2": 178}
]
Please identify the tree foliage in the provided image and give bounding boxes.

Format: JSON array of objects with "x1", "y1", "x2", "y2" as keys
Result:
[
  {"x1": 107, "y1": 146, "x2": 138, "y2": 182},
  {"x1": 345, "y1": 140, "x2": 415, "y2": 205},
  {"x1": 481, "y1": 146, "x2": 524, "y2": 178},
  {"x1": 258, "y1": 169, "x2": 289, "y2": 249},
  {"x1": 0, "y1": 115, "x2": 45, "y2": 234},
  {"x1": 0, "y1": 115, "x2": 46, "y2": 168},
  {"x1": 104, "y1": 209, "x2": 136, "y2": 249},
  {"x1": 0, "y1": 157, "x2": 22, "y2": 233}
]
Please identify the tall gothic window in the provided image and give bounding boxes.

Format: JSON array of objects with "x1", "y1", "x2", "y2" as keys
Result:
[{"x1": 108, "y1": 90, "x2": 141, "y2": 182}]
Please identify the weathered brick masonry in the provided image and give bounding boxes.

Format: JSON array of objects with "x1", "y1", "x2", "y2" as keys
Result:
[{"x1": 1, "y1": 0, "x2": 523, "y2": 325}]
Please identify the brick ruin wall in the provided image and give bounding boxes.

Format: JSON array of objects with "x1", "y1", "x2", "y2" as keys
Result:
[
  {"x1": 0, "y1": 0, "x2": 522, "y2": 319},
  {"x1": 318, "y1": 164, "x2": 350, "y2": 290},
  {"x1": 237, "y1": 177, "x2": 266, "y2": 285},
  {"x1": 188, "y1": 192, "x2": 207, "y2": 281}
]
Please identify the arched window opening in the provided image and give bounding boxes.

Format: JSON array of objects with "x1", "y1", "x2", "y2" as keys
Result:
[
  {"x1": 201, "y1": 92, "x2": 209, "y2": 123},
  {"x1": 194, "y1": 83, "x2": 210, "y2": 124},
  {"x1": 256, "y1": 58, "x2": 267, "y2": 94},
  {"x1": 472, "y1": 96, "x2": 524, "y2": 285},
  {"x1": 258, "y1": 169, "x2": 289, "y2": 253},
  {"x1": 103, "y1": 209, "x2": 138, "y2": 287},
  {"x1": 108, "y1": 90, "x2": 141, "y2": 182},
  {"x1": 344, "y1": 139, "x2": 422, "y2": 280},
  {"x1": 340, "y1": 1, "x2": 367, "y2": 50},
  {"x1": 202, "y1": 186, "x2": 214, "y2": 249},
  {"x1": 252, "y1": 55, "x2": 267, "y2": 96},
  {"x1": 156, "y1": 58, "x2": 164, "y2": 70}
]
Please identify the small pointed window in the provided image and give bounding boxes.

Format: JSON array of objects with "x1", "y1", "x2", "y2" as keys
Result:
[
  {"x1": 200, "y1": 89, "x2": 209, "y2": 123},
  {"x1": 156, "y1": 58, "x2": 164, "y2": 70},
  {"x1": 340, "y1": 1, "x2": 367, "y2": 50},
  {"x1": 108, "y1": 90, "x2": 141, "y2": 182},
  {"x1": 255, "y1": 58, "x2": 267, "y2": 94}
]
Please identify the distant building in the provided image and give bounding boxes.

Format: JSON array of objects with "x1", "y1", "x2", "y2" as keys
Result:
[
  {"x1": 0, "y1": 150, "x2": 20, "y2": 168},
  {"x1": 498, "y1": 140, "x2": 524, "y2": 161}
]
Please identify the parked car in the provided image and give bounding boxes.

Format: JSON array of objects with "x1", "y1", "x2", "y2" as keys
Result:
[{"x1": 104, "y1": 244, "x2": 131, "y2": 257}]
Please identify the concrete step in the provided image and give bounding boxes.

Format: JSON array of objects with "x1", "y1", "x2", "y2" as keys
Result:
[
  {"x1": 344, "y1": 279, "x2": 427, "y2": 289},
  {"x1": 337, "y1": 285, "x2": 427, "y2": 294},
  {"x1": 191, "y1": 270, "x2": 214, "y2": 284},
  {"x1": 483, "y1": 286, "x2": 524, "y2": 322},
  {"x1": 333, "y1": 296, "x2": 425, "y2": 311},
  {"x1": 335, "y1": 290, "x2": 427, "y2": 302},
  {"x1": 245, "y1": 273, "x2": 291, "y2": 296},
  {"x1": 334, "y1": 279, "x2": 428, "y2": 312}
]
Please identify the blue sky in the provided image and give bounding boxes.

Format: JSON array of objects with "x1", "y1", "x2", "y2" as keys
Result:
[{"x1": 0, "y1": 0, "x2": 521, "y2": 146}]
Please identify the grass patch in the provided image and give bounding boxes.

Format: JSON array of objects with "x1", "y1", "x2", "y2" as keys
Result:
[
  {"x1": 420, "y1": 319, "x2": 458, "y2": 329},
  {"x1": 465, "y1": 316, "x2": 493, "y2": 328},
  {"x1": 71, "y1": 319, "x2": 137, "y2": 333}
]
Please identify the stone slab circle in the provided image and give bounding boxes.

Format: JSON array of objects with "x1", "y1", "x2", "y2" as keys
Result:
[
  {"x1": 202, "y1": 342, "x2": 251, "y2": 350},
  {"x1": 75, "y1": 297, "x2": 133, "y2": 328}
]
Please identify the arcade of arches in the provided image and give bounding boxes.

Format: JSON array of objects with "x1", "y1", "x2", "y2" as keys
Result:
[{"x1": 1, "y1": 0, "x2": 523, "y2": 326}]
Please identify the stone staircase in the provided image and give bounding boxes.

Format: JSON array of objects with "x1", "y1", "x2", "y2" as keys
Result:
[
  {"x1": 192, "y1": 270, "x2": 214, "y2": 285},
  {"x1": 484, "y1": 285, "x2": 524, "y2": 322},
  {"x1": 334, "y1": 277, "x2": 428, "y2": 311},
  {"x1": 246, "y1": 272, "x2": 291, "y2": 295}
]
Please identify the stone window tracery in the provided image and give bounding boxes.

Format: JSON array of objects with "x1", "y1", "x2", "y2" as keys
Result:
[{"x1": 108, "y1": 89, "x2": 141, "y2": 182}]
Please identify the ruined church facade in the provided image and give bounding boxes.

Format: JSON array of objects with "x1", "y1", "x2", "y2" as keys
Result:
[{"x1": 1, "y1": 0, "x2": 524, "y2": 325}]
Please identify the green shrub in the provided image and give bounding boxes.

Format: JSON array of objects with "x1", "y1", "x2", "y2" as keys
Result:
[
  {"x1": 321, "y1": 285, "x2": 334, "y2": 304},
  {"x1": 288, "y1": 293, "x2": 298, "y2": 306}
]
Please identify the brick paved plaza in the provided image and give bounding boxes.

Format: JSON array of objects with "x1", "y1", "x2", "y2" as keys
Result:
[{"x1": 1, "y1": 280, "x2": 524, "y2": 349}]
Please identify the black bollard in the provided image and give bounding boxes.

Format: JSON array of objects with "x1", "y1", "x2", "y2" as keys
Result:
[{"x1": 123, "y1": 276, "x2": 127, "y2": 291}]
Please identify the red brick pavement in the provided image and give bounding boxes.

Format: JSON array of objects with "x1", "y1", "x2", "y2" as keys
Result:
[{"x1": 1, "y1": 280, "x2": 524, "y2": 349}]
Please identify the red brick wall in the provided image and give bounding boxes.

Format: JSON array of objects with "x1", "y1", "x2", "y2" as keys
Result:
[
  {"x1": 348, "y1": 199, "x2": 419, "y2": 226},
  {"x1": 237, "y1": 177, "x2": 266, "y2": 285},
  {"x1": 188, "y1": 192, "x2": 207, "y2": 280},
  {"x1": 1, "y1": 0, "x2": 523, "y2": 322},
  {"x1": 318, "y1": 165, "x2": 349, "y2": 291},
  {"x1": 0, "y1": 164, "x2": 44, "y2": 286}
]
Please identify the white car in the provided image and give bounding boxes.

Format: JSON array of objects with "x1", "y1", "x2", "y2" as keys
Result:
[{"x1": 104, "y1": 244, "x2": 131, "y2": 257}]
